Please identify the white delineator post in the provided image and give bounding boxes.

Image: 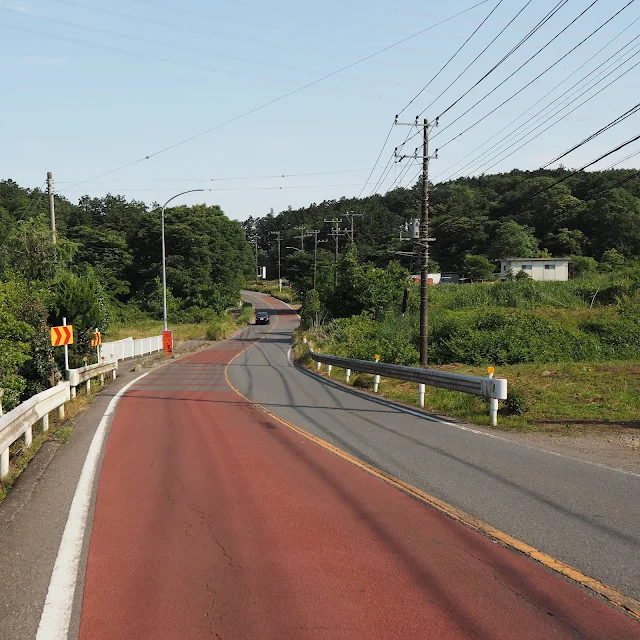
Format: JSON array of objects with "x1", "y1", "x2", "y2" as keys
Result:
[
  {"x1": 418, "y1": 383, "x2": 426, "y2": 408},
  {"x1": 488, "y1": 367, "x2": 498, "y2": 426},
  {"x1": 345, "y1": 369, "x2": 351, "y2": 383},
  {"x1": 373, "y1": 355, "x2": 381, "y2": 393}
]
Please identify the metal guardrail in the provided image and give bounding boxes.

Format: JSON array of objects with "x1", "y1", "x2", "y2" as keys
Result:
[
  {"x1": 0, "y1": 383, "x2": 70, "y2": 479},
  {"x1": 305, "y1": 342, "x2": 507, "y2": 425},
  {"x1": 1, "y1": 362, "x2": 119, "y2": 479},
  {"x1": 100, "y1": 335, "x2": 163, "y2": 363},
  {"x1": 66, "y1": 361, "x2": 118, "y2": 398}
]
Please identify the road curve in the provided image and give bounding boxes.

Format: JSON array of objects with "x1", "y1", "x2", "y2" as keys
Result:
[
  {"x1": 72, "y1": 294, "x2": 639, "y2": 639},
  {"x1": 234, "y1": 290, "x2": 640, "y2": 603}
]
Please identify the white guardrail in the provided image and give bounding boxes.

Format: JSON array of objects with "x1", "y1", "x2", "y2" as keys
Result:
[
  {"x1": 100, "y1": 335, "x2": 163, "y2": 363},
  {"x1": 0, "y1": 361, "x2": 118, "y2": 479},
  {"x1": 305, "y1": 340, "x2": 507, "y2": 426}
]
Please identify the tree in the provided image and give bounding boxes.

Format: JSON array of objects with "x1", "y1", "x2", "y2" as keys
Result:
[
  {"x1": 462, "y1": 254, "x2": 495, "y2": 281},
  {"x1": 600, "y1": 248, "x2": 626, "y2": 271},
  {"x1": 489, "y1": 221, "x2": 538, "y2": 260},
  {"x1": 544, "y1": 228, "x2": 586, "y2": 256}
]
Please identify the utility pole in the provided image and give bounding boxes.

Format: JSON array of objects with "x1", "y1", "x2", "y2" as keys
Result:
[
  {"x1": 395, "y1": 116, "x2": 438, "y2": 365},
  {"x1": 324, "y1": 218, "x2": 346, "y2": 292},
  {"x1": 295, "y1": 227, "x2": 310, "y2": 252},
  {"x1": 344, "y1": 211, "x2": 363, "y2": 244},
  {"x1": 270, "y1": 231, "x2": 282, "y2": 291},
  {"x1": 311, "y1": 229, "x2": 326, "y2": 290},
  {"x1": 250, "y1": 234, "x2": 259, "y2": 283},
  {"x1": 47, "y1": 171, "x2": 56, "y2": 245}
]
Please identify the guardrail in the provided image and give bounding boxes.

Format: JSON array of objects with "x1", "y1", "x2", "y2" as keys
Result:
[
  {"x1": 1, "y1": 361, "x2": 119, "y2": 480},
  {"x1": 0, "y1": 383, "x2": 70, "y2": 479},
  {"x1": 100, "y1": 335, "x2": 163, "y2": 363},
  {"x1": 305, "y1": 341, "x2": 507, "y2": 426},
  {"x1": 65, "y1": 361, "x2": 118, "y2": 398}
]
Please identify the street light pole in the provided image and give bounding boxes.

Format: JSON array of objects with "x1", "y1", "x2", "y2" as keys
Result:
[{"x1": 160, "y1": 189, "x2": 207, "y2": 331}]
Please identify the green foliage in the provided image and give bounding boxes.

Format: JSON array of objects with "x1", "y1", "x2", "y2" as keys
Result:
[
  {"x1": 461, "y1": 254, "x2": 495, "y2": 281},
  {"x1": 205, "y1": 313, "x2": 237, "y2": 341},
  {"x1": 571, "y1": 255, "x2": 598, "y2": 277},
  {"x1": 500, "y1": 388, "x2": 528, "y2": 417},
  {"x1": 489, "y1": 221, "x2": 539, "y2": 260},
  {"x1": 301, "y1": 289, "x2": 321, "y2": 329},
  {"x1": 236, "y1": 302, "x2": 254, "y2": 326}
]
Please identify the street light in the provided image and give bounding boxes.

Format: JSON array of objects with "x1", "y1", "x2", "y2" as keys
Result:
[
  {"x1": 160, "y1": 189, "x2": 208, "y2": 331},
  {"x1": 286, "y1": 246, "x2": 303, "y2": 252}
]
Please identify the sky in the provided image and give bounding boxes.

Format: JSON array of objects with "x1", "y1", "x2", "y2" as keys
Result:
[{"x1": 2, "y1": 0, "x2": 640, "y2": 221}]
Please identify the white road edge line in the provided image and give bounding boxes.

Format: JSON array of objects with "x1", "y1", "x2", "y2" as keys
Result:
[
  {"x1": 300, "y1": 361, "x2": 640, "y2": 480},
  {"x1": 287, "y1": 346, "x2": 293, "y2": 365},
  {"x1": 36, "y1": 372, "x2": 149, "y2": 640}
]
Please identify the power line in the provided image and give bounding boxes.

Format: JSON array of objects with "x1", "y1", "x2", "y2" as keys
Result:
[
  {"x1": 416, "y1": 0, "x2": 534, "y2": 118},
  {"x1": 601, "y1": 148, "x2": 640, "y2": 170},
  {"x1": 435, "y1": 18, "x2": 640, "y2": 181},
  {"x1": 398, "y1": 0, "x2": 506, "y2": 116},
  {"x1": 590, "y1": 169, "x2": 640, "y2": 198},
  {"x1": 458, "y1": 51, "x2": 640, "y2": 178},
  {"x1": 358, "y1": 123, "x2": 394, "y2": 197},
  {"x1": 435, "y1": 0, "x2": 571, "y2": 120},
  {"x1": 541, "y1": 102, "x2": 640, "y2": 169},
  {"x1": 56, "y1": 0, "x2": 491, "y2": 193},
  {"x1": 432, "y1": 0, "x2": 629, "y2": 151},
  {"x1": 509, "y1": 133, "x2": 640, "y2": 207}
]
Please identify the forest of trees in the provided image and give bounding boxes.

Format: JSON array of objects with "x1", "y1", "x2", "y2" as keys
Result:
[
  {"x1": 246, "y1": 168, "x2": 640, "y2": 280},
  {"x1": 0, "y1": 179, "x2": 253, "y2": 409}
]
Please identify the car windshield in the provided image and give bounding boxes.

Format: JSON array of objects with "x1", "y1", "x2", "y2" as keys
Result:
[{"x1": 257, "y1": 312, "x2": 269, "y2": 317}]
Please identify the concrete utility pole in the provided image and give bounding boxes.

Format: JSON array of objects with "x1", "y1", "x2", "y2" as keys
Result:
[
  {"x1": 271, "y1": 231, "x2": 282, "y2": 291},
  {"x1": 311, "y1": 230, "x2": 326, "y2": 290},
  {"x1": 295, "y1": 227, "x2": 310, "y2": 252},
  {"x1": 252, "y1": 235, "x2": 260, "y2": 283},
  {"x1": 324, "y1": 218, "x2": 345, "y2": 292},
  {"x1": 344, "y1": 211, "x2": 363, "y2": 244},
  {"x1": 394, "y1": 117, "x2": 437, "y2": 365},
  {"x1": 47, "y1": 171, "x2": 56, "y2": 245}
]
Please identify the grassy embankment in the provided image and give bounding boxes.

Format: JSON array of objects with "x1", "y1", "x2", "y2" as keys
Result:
[
  {"x1": 244, "y1": 281, "x2": 299, "y2": 305},
  {"x1": 301, "y1": 277, "x2": 640, "y2": 433}
]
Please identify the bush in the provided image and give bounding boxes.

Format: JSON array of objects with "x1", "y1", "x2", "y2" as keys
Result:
[
  {"x1": 236, "y1": 302, "x2": 254, "y2": 326},
  {"x1": 205, "y1": 313, "x2": 236, "y2": 341},
  {"x1": 500, "y1": 388, "x2": 528, "y2": 416},
  {"x1": 352, "y1": 374, "x2": 374, "y2": 389}
]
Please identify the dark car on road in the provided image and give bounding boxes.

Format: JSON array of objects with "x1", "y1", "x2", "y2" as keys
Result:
[{"x1": 255, "y1": 311, "x2": 271, "y2": 325}]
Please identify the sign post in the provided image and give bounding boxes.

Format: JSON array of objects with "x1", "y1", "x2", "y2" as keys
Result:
[
  {"x1": 51, "y1": 319, "x2": 74, "y2": 371},
  {"x1": 91, "y1": 329, "x2": 102, "y2": 363},
  {"x1": 163, "y1": 330, "x2": 173, "y2": 356}
]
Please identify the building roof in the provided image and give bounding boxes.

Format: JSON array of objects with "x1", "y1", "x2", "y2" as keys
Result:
[{"x1": 501, "y1": 257, "x2": 571, "y2": 262}]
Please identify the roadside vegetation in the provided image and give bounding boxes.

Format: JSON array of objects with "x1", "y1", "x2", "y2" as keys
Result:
[{"x1": 244, "y1": 281, "x2": 299, "y2": 305}]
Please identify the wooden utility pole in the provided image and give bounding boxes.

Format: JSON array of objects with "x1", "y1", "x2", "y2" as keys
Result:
[
  {"x1": 394, "y1": 117, "x2": 437, "y2": 365},
  {"x1": 47, "y1": 171, "x2": 56, "y2": 245},
  {"x1": 311, "y1": 229, "x2": 326, "y2": 290},
  {"x1": 295, "y1": 227, "x2": 310, "y2": 252}
]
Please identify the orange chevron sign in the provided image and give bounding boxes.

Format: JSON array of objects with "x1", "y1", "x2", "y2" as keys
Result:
[
  {"x1": 51, "y1": 325, "x2": 74, "y2": 346},
  {"x1": 91, "y1": 331, "x2": 102, "y2": 347}
]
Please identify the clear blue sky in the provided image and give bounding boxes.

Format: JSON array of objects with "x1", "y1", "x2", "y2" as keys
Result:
[{"x1": 2, "y1": 0, "x2": 640, "y2": 220}]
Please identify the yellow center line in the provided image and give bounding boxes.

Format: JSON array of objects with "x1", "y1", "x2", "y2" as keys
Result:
[{"x1": 225, "y1": 293, "x2": 640, "y2": 622}]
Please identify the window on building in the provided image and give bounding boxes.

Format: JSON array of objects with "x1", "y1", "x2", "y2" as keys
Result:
[
  {"x1": 544, "y1": 264, "x2": 555, "y2": 270},
  {"x1": 522, "y1": 264, "x2": 532, "y2": 271}
]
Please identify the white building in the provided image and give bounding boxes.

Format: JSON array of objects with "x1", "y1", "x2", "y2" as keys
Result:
[{"x1": 500, "y1": 257, "x2": 570, "y2": 281}]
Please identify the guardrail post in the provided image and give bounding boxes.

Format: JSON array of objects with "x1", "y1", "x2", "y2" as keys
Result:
[
  {"x1": 1, "y1": 447, "x2": 8, "y2": 479},
  {"x1": 418, "y1": 383, "x2": 425, "y2": 407},
  {"x1": 373, "y1": 375, "x2": 380, "y2": 393},
  {"x1": 99, "y1": 373, "x2": 105, "y2": 385},
  {"x1": 112, "y1": 369, "x2": 117, "y2": 381},
  {"x1": 490, "y1": 399, "x2": 499, "y2": 426},
  {"x1": 327, "y1": 364, "x2": 332, "y2": 377},
  {"x1": 86, "y1": 379, "x2": 91, "y2": 394},
  {"x1": 58, "y1": 403, "x2": 65, "y2": 420},
  {"x1": 24, "y1": 424, "x2": 33, "y2": 448},
  {"x1": 0, "y1": 389, "x2": 3, "y2": 417},
  {"x1": 316, "y1": 361, "x2": 322, "y2": 371},
  {"x1": 70, "y1": 386, "x2": 76, "y2": 399},
  {"x1": 345, "y1": 368, "x2": 351, "y2": 383},
  {"x1": 42, "y1": 413, "x2": 49, "y2": 433}
]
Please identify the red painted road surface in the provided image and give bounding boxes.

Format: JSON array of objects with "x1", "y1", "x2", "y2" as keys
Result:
[{"x1": 79, "y1": 311, "x2": 639, "y2": 639}]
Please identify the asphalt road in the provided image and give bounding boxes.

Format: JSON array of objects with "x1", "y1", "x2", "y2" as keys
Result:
[{"x1": 233, "y1": 291, "x2": 640, "y2": 602}]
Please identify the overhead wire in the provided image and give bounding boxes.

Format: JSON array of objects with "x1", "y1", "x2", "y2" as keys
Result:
[
  {"x1": 416, "y1": 0, "x2": 534, "y2": 118},
  {"x1": 434, "y1": 16, "x2": 640, "y2": 180},
  {"x1": 397, "y1": 0, "x2": 505, "y2": 117},
  {"x1": 54, "y1": 0, "x2": 491, "y2": 193},
  {"x1": 361, "y1": 0, "x2": 498, "y2": 197},
  {"x1": 541, "y1": 102, "x2": 640, "y2": 169},
  {"x1": 431, "y1": 0, "x2": 633, "y2": 152}
]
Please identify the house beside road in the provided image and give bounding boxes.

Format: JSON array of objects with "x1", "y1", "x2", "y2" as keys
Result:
[{"x1": 500, "y1": 257, "x2": 570, "y2": 281}]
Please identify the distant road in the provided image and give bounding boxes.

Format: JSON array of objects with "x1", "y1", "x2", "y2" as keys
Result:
[{"x1": 235, "y1": 291, "x2": 640, "y2": 602}]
